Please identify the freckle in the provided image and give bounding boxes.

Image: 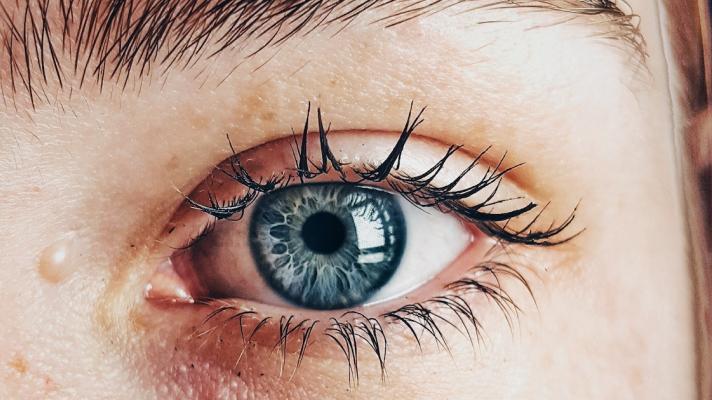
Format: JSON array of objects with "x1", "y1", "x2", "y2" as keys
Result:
[
  {"x1": 37, "y1": 233, "x2": 80, "y2": 284},
  {"x1": 9, "y1": 355, "x2": 28, "y2": 374},
  {"x1": 189, "y1": 113, "x2": 210, "y2": 131}
]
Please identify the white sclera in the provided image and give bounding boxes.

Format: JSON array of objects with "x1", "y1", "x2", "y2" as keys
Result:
[{"x1": 364, "y1": 197, "x2": 471, "y2": 305}]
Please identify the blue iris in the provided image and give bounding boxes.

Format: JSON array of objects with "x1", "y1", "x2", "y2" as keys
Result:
[{"x1": 249, "y1": 183, "x2": 406, "y2": 310}]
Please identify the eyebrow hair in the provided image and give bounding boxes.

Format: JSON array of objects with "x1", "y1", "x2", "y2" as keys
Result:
[{"x1": 0, "y1": 0, "x2": 643, "y2": 107}]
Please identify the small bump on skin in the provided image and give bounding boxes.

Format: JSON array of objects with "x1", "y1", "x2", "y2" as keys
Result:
[{"x1": 36, "y1": 232, "x2": 79, "y2": 284}]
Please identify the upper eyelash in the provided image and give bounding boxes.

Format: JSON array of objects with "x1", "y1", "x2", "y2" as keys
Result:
[
  {"x1": 184, "y1": 101, "x2": 578, "y2": 246},
  {"x1": 185, "y1": 188, "x2": 259, "y2": 220}
]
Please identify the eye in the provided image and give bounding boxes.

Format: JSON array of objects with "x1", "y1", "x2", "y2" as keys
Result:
[
  {"x1": 193, "y1": 182, "x2": 470, "y2": 310},
  {"x1": 145, "y1": 104, "x2": 577, "y2": 382}
]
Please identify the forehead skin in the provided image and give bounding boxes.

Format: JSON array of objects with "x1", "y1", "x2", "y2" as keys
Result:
[{"x1": 0, "y1": 1, "x2": 699, "y2": 399}]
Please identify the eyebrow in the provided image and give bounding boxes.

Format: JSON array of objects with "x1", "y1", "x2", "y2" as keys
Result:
[{"x1": 0, "y1": 0, "x2": 643, "y2": 107}]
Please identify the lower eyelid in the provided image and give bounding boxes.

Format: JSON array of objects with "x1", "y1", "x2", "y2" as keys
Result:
[
  {"x1": 156, "y1": 247, "x2": 532, "y2": 374},
  {"x1": 139, "y1": 226, "x2": 539, "y2": 389}
]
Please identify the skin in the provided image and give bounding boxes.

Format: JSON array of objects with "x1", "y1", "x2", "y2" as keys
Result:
[{"x1": 0, "y1": 1, "x2": 699, "y2": 399}]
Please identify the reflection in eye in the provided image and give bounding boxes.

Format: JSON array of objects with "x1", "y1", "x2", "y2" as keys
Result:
[{"x1": 149, "y1": 103, "x2": 577, "y2": 380}]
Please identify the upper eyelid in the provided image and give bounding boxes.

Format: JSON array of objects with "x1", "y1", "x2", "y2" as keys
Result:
[{"x1": 182, "y1": 105, "x2": 579, "y2": 247}]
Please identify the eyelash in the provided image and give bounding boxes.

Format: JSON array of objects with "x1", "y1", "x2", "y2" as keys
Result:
[
  {"x1": 192, "y1": 258, "x2": 531, "y2": 384},
  {"x1": 180, "y1": 102, "x2": 577, "y2": 382},
  {"x1": 185, "y1": 102, "x2": 577, "y2": 246}
]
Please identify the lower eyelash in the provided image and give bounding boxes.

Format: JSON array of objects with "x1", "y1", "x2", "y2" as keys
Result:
[{"x1": 189, "y1": 250, "x2": 533, "y2": 384}]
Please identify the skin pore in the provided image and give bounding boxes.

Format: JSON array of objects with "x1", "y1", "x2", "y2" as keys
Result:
[{"x1": 0, "y1": 1, "x2": 698, "y2": 399}]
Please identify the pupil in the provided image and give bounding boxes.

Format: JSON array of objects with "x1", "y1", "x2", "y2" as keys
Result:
[{"x1": 301, "y1": 211, "x2": 346, "y2": 254}]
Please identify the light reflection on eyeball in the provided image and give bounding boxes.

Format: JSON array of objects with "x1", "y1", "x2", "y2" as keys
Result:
[{"x1": 190, "y1": 182, "x2": 472, "y2": 310}]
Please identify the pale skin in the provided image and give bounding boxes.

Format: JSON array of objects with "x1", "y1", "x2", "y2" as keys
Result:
[{"x1": 0, "y1": 1, "x2": 698, "y2": 399}]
